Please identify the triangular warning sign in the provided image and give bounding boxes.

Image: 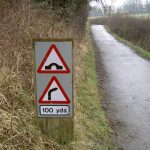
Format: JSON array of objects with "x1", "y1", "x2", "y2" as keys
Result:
[
  {"x1": 37, "y1": 44, "x2": 70, "y2": 73},
  {"x1": 39, "y1": 77, "x2": 70, "y2": 104}
]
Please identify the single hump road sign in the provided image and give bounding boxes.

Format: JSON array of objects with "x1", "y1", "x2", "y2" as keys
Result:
[
  {"x1": 37, "y1": 44, "x2": 70, "y2": 73},
  {"x1": 39, "y1": 76, "x2": 70, "y2": 104}
]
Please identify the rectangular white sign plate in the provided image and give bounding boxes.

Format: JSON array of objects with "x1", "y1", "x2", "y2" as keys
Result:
[
  {"x1": 40, "y1": 105, "x2": 70, "y2": 116},
  {"x1": 34, "y1": 40, "x2": 73, "y2": 117}
]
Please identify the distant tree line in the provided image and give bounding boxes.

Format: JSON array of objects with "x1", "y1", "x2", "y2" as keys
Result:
[
  {"x1": 90, "y1": 0, "x2": 150, "y2": 17},
  {"x1": 145, "y1": 0, "x2": 150, "y2": 12},
  {"x1": 121, "y1": 0, "x2": 150, "y2": 14},
  {"x1": 89, "y1": 7, "x2": 103, "y2": 17}
]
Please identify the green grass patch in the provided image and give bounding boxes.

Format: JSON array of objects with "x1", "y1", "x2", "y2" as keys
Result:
[
  {"x1": 72, "y1": 24, "x2": 116, "y2": 150},
  {"x1": 105, "y1": 26, "x2": 150, "y2": 60}
]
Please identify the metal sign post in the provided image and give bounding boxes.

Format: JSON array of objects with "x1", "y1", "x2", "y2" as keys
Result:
[{"x1": 34, "y1": 39, "x2": 74, "y2": 142}]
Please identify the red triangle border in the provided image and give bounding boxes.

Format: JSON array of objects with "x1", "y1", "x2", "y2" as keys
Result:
[
  {"x1": 39, "y1": 76, "x2": 70, "y2": 104},
  {"x1": 37, "y1": 44, "x2": 70, "y2": 74}
]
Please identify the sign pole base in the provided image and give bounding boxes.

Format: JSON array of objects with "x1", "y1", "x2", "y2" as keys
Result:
[{"x1": 38, "y1": 118, "x2": 74, "y2": 143}]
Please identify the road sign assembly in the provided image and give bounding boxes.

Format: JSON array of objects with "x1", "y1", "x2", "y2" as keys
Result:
[{"x1": 34, "y1": 40, "x2": 73, "y2": 117}]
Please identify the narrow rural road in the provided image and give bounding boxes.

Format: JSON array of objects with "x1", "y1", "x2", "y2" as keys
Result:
[{"x1": 91, "y1": 25, "x2": 150, "y2": 150}]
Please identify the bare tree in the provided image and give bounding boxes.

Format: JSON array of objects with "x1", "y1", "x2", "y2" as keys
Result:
[
  {"x1": 123, "y1": 0, "x2": 143, "y2": 14},
  {"x1": 145, "y1": 0, "x2": 150, "y2": 12}
]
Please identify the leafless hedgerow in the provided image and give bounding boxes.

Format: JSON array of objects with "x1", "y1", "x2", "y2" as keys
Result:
[{"x1": 90, "y1": 15, "x2": 150, "y2": 52}]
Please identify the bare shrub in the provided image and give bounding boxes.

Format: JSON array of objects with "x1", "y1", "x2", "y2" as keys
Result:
[{"x1": 90, "y1": 15, "x2": 150, "y2": 52}]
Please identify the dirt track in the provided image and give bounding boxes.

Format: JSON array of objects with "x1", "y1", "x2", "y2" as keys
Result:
[{"x1": 91, "y1": 25, "x2": 150, "y2": 150}]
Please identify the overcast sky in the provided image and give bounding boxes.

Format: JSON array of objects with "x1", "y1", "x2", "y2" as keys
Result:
[{"x1": 90, "y1": 0, "x2": 147, "y2": 9}]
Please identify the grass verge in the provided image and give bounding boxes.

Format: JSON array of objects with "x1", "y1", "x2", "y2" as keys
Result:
[
  {"x1": 105, "y1": 26, "x2": 150, "y2": 60},
  {"x1": 72, "y1": 24, "x2": 116, "y2": 150},
  {"x1": 0, "y1": 1, "x2": 116, "y2": 148}
]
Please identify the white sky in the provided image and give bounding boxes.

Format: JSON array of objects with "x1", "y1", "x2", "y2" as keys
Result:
[{"x1": 90, "y1": 0, "x2": 147, "y2": 9}]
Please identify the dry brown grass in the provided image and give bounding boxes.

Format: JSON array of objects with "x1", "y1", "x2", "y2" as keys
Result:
[
  {"x1": 0, "y1": 0, "x2": 85, "y2": 149},
  {"x1": 0, "y1": 1, "x2": 115, "y2": 149},
  {"x1": 0, "y1": 1, "x2": 74, "y2": 149}
]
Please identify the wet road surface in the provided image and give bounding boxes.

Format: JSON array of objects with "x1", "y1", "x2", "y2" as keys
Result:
[{"x1": 91, "y1": 25, "x2": 150, "y2": 150}]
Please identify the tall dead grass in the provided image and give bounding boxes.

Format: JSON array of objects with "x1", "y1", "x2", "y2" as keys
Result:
[{"x1": 0, "y1": 0, "x2": 84, "y2": 149}]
